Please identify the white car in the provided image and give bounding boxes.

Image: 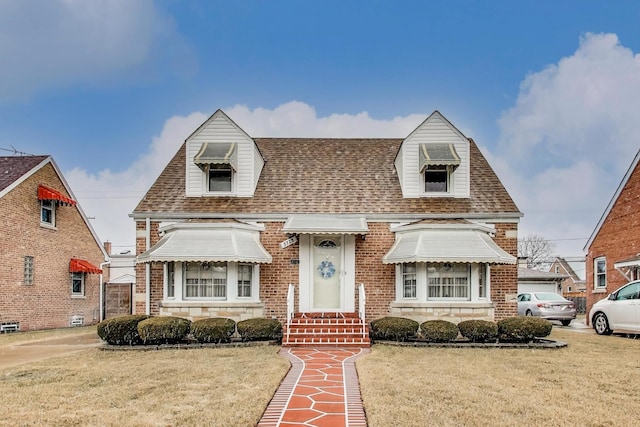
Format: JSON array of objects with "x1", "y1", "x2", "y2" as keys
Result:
[{"x1": 589, "y1": 280, "x2": 640, "y2": 335}]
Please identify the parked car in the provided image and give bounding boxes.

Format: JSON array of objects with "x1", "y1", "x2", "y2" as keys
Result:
[
  {"x1": 517, "y1": 292, "x2": 577, "y2": 326},
  {"x1": 589, "y1": 280, "x2": 640, "y2": 335}
]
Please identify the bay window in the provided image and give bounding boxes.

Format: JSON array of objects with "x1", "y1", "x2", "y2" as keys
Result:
[
  {"x1": 396, "y1": 262, "x2": 490, "y2": 303},
  {"x1": 163, "y1": 261, "x2": 260, "y2": 302}
]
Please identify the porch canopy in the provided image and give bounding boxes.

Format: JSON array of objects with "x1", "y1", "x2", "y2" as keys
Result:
[
  {"x1": 194, "y1": 142, "x2": 237, "y2": 170},
  {"x1": 137, "y1": 222, "x2": 272, "y2": 264},
  {"x1": 419, "y1": 143, "x2": 461, "y2": 172},
  {"x1": 383, "y1": 223, "x2": 516, "y2": 264},
  {"x1": 70, "y1": 258, "x2": 102, "y2": 274},
  {"x1": 282, "y1": 215, "x2": 369, "y2": 234},
  {"x1": 614, "y1": 256, "x2": 640, "y2": 281}
]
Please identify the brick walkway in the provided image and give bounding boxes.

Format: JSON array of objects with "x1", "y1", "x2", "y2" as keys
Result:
[{"x1": 258, "y1": 348, "x2": 370, "y2": 427}]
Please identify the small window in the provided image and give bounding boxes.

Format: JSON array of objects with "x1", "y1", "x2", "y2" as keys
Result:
[
  {"x1": 24, "y1": 256, "x2": 34, "y2": 285},
  {"x1": 237, "y1": 264, "x2": 253, "y2": 298},
  {"x1": 41, "y1": 200, "x2": 55, "y2": 226},
  {"x1": 479, "y1": 264, "x2": 487, "y2": 298},
  {"x1": 424, "y1": 165, "x2": 449, "y2": 192},
  {"x1": 71, "y1": 272, "x2": 85, "y2": 296},
  {"x1": 402, "y1": 263, "x2": 417, "y2": 299},
  {"x1": 208, "y1": 164, "x2": 232, "y2": 192},
  {"x1": 595, "y1": 258, "x2": 606, "y2": 289},
  {"x1": 167, "y1": 263, "x2": 175, "y2": 298}
]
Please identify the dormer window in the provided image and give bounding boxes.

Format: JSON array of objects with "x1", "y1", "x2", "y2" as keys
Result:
[
  {"x1": 419, "y1": 143, "x2": 460, "y2": 194},
  {"x1": 208, "y1": 164, "x2": 233, "y2": 192},
  {"x1": 194, "y1": 142, "x2": 237, "y2": 194},
  {"x1": 425, "y1": 165, "x2": 450, "y2": 192}
]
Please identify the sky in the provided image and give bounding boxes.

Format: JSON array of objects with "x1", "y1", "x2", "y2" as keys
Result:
[{"x1": 1, "y1": 0, "x2": 639, "y2": 258}]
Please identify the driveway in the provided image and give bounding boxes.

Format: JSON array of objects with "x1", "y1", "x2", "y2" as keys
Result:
[{"x1": 0, "y1": 333, "x2": 101, "y2": 369}]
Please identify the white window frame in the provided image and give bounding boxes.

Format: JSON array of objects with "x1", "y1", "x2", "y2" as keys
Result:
[
  {"x1": 40, "y1": 199, "x2": 55, "y2": 227},
  {"x1": 205, "y1": 164, "x2": 234, "y2": 194},
  {"x1": 423, "y1": 165, "x2": 452, "y2": 194},
  {"x1": 71, "y1": 272, "x2": 85, "y2": 296},
  {"x1": 395, "y1": 262, "x2": 489, "y2": 303},
  {"x1": 237, "y1": 263, "x2": 253, "y2": 298},
  {"x1": 594, "y1": 257, "x2": 606, "y2": 289},
  {"x1": 167, "y1": 261, "x2": 260, "y2": 302},
  {"x1": 402, "y1": 263, "x2": 417, "y2": 299}
]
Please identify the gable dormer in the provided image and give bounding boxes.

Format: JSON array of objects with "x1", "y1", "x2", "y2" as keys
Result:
[
  {"x1": 185, "y1": 110, "x2": 264, "y2": 197},
  {"x1": 394, "y1": 111, "x2": 470, "y2": 198}
]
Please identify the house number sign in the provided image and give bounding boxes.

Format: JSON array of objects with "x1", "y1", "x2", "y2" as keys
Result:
[{"x1": 280, "y1": 236, "x2": 298, "y2": 249}]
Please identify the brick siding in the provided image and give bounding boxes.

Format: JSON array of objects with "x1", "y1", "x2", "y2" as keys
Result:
[
  {"x1": 585, "y1": 159, "x2": 640, "y2": 323},
  {"x1": 0, "y1": 164, "x2": 104, "y2": 331},
  {"x1": 135, "y1": 219, "x2": 517, "y2": 323}
]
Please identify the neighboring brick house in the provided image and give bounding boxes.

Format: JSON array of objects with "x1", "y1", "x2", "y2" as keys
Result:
[
  {"x1": 0, "y1": 155, "x2": 107, "y2": 331},
  {"x1": 132, "y1": 110, "x2": 521, "y2": 344},
  {"x1": 584, "y1": 149, "x2": 640, "y2": 323},
  {"x1": 549, "y1": 257, "x2": 586, "y2": 295}
]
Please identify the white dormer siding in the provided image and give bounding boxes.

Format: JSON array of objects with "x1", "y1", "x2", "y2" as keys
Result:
[
  {"x1": 395, "y1": 111, "x2": 470, "y2": 198},
  {"x1": 185, "y1": 110, "x2": 263, "y2": 197}
]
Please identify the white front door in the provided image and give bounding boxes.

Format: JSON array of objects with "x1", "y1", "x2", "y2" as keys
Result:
[
  {"x1": 298, "y1": 234, "x2": 356, "y2": 313},
  {"x1": 312, "y1": 236, "x2": 342, "y2": 310}
]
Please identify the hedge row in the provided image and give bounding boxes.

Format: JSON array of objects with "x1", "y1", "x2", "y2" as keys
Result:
[
  {"x1": 370, "y1": 316, "x2": 552, "y2": 343},
  {"x1": 97, "y1": 315, "x2": 282, "y2": 346}
]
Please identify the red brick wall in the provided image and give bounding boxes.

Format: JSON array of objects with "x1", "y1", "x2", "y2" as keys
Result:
[
  {"x1": 135, "y1": 219, "x2": 518, "y2": 322},
  {"x1": 585, "y1": 160, "x2": 640, "y2": 323},
  {"x1": 0, "y1": 164, "x2": 105, "y2": 330},
  {"x1": 491, "y1": 223, "x2": 518, "y2": 319}
]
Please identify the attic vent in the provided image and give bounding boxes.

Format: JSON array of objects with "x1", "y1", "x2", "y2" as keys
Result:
[
  {"x1": 0, "y1": 322, "x2": 20, "y2": 333},
  {"x1": 70, "y1": 315, "x2": 84, "y2": 326}
]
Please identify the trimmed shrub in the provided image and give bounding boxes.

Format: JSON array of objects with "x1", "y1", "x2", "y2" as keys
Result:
[
  {"x1": 97, "y1": 314, "x2": 150, "y2": 345},
  {"x1": 370, "y1": 317, "x2": 419, "y2": 342},
  {"x1": 137, "y1": 316, "x2": 191, "y2": 345},
  {"x1": 191, "y1": 318, "x2": 236, "y2": 343},
  {"x1": 458, "y1": 320, "x2": 499, "y2": 343},
  {"x1": 497, "y1": 316, "x2": 553, "y2": 343},
  {"x1": 237, "y1": 318, "x2": 282, "y2": 342},
  {"x1": 420, "y1": 320, "x2": 459, "y2": 343}
]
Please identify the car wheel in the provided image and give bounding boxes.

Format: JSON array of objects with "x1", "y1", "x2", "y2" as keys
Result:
[
  {"x1": 561, "y1": 319, "x2": 572, "y2": 327},
  {"x1": 525, "y1": 310, "x2": 533, "y2": 316},
  {"x1": 593, "y1": 313, "x2": 612, "y2": 335}
]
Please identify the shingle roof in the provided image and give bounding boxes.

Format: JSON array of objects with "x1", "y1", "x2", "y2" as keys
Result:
[
  {"x1": 0, "y1": 155, "x2": 49, "y2": 193},
  {"x1": 133, "y1": 138, "x2": 520, "y2": 217}
]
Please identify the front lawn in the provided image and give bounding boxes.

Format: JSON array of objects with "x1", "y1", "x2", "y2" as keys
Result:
[{"x1": 357, "y1": 328, "x2": 640, "y2": 426}]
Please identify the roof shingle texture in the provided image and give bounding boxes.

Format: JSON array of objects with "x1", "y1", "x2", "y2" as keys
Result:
[
  {"x1": 0, "y1": 156, "x2": 49, "y2": 193},
  {"x1": 134, "y1": 138, "x2": 520, "y2": 216}
]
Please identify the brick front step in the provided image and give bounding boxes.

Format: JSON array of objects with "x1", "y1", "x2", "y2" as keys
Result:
[{"x1": 283, "y1": 312, "x2": 370, "y2": 348}]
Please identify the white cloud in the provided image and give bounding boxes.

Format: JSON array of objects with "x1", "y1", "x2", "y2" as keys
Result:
[
  {"x1": 0, "y1": 0, "x2": 191, "y2": 101},
  {"x1": 65, "y1": 103, "x2": 427, "y2": 252},
  {"x1": 493, "y1": 33, "x2": 640, "y2": 256}
]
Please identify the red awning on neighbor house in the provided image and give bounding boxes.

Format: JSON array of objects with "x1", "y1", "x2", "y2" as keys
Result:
[
  {"x1": 37, "y1": 185, "x2": 76, "y2": 206},
  {"x1": 69, "y1": 258, "x2": 102, "y2": 274}
]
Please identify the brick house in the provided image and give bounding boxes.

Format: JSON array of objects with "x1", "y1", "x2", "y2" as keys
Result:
[
  {"x1": 584, "y1": 149, "x2": 640, "y2": 323},
  {"x1": 132, "y1": 110, "x2": 521, "y2": 345},
  {"x1": 0, "y1": 155, "x2": 107, "y2": 331}
]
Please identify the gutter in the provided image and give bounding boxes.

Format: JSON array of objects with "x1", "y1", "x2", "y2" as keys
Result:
[{"x1": 99, "y1": 260, "x2": 111, "y2": 322}]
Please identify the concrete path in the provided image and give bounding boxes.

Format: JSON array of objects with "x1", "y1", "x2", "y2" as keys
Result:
[
  {"x1": 258, "y1": 348, "x2": 369, "y2": 427},
  {"x1": 0, "y1": 333, "x2": 100, "y2": 369}
]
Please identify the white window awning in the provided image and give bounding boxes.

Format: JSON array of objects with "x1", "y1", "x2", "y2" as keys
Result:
[
  {"x1": 194, "y1": 142, "x2": 238, "y2": 170},
  {"x1": 137, "y1": 223, "x2": 272, "y2": 264},
  {"x1": 282, "y1": 216, "x2": 369, "y2": 234},
  {"x1": 383, "y1": 224, "x2": 516, "y2": 264},
  {"x1": 419, "y1": 143, "x2": 461, "y2": 172}
]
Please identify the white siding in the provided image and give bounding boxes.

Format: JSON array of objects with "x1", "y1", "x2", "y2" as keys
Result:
[
  {"x1": 185, "y1": 112, "x2": 263, "y2": 197},
  {"x1": 397, "y1": 112, "x2": 470, "y2": 198}
]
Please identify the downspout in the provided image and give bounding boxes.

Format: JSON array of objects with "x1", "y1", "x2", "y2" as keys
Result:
[
  {"x1": 146, "y1": 217, "x2": 151, "y2": 315},
  {"x1": 99, "y1": 260, "x2": 111, "y2": 322}
]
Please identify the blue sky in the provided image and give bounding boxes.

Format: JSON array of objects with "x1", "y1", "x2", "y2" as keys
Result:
[{"x1": 1, "y1": 1, "x2": 639, "y2": 256}]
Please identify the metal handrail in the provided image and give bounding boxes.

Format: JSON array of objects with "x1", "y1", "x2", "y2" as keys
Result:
[
  {"x1": 358, "y1": 283, "x2": 366, "y2": 338},
  {"x1": 286, "y1": 283, "x2": 295, "y2": 342}
]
